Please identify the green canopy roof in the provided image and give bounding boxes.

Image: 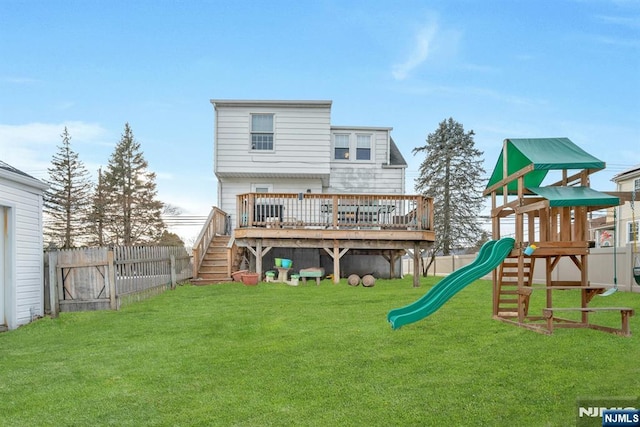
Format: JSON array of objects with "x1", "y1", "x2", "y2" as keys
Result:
[
  {"x1": 485, "y1": 138, "x2": 606, "y2": 194},
  {"x1": 528, "y1": 186, "x2": 619, "y2": 208}
]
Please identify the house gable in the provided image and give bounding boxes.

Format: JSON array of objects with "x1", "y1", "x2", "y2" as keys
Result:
[{"x1": 211, "y1": 99, "x2": 332, "y2": 181}]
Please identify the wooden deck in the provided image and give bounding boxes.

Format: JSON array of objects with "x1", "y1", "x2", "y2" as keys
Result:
[{"x1": 193, "y1": 193, "x2": 435, "y2": 286}]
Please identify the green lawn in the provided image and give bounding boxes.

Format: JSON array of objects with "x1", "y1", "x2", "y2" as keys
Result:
[{"x1": 1, "y1": 276, "x2": 639, "y2": 426}]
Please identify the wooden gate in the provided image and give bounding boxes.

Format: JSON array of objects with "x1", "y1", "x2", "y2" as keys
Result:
[{"x1": 45, "y1": 246, "x2": 192, "y2": 314}]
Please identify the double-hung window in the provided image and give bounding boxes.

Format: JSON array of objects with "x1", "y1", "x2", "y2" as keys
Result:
[
  {"x1": 251, "y1": 114, "x2": 274, "y2": 150},
  {"x1": 334, "y1": 134, "x2": 350, "y2": 160},
  {"x1": 356, "y1": 134, "x2": 371, "y2": 160}
]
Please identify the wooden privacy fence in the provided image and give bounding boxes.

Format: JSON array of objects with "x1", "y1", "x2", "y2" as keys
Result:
[{"x1": 44, "y1": 246, "x2": 192, "y2": 315}]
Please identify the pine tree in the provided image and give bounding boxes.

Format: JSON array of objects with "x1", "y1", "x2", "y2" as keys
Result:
[
  {"x1": 87, "y1": 167, "x2": 108, "y2": 246},
  {"x1": 101, "y1": 123, "x2": 166, "y2": 245},
  {"x1": 44, "y1": 127, "x2": 93, "y2": 248},
  {"x1": 413, "y1": 118, "x2": 485, "y2": 260}
]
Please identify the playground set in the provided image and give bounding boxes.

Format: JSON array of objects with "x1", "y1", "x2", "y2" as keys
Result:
[{"x1": 389, "y1": 138, "x2": 637, "y2": 336}]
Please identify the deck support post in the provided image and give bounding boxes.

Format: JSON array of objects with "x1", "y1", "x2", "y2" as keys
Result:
[
  {"x1": 388, "y1": 250, "x2": 395, "y2": 279},
  {"x1": 333, "y1": 242, "x2": 340, "y2": 284},
  {"x1": 323, "y1": 245, "x2": 349, "y2": 284}
]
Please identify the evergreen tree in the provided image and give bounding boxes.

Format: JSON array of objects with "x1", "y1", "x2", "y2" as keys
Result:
[
  {"x1": 87, "y1": 167, "x2": 108, "y2": 246},
  {"x1": 101, "y1": 123, "x2": 166, "y2": 245},
  {"x1": 44, "y1": 127, "x2": 93, "y2": 248},
  {"x1": 157, "y1": 230, "x2": 185, "y2": 247},
  {"x1": 413, "y1": 117, "x2": 485, "y2": 261}
]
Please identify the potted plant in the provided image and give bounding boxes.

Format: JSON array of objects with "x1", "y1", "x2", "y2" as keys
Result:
[
  {"x1": 231, "y1": 269, "x2": 248, "y2": 282},
  {"x1": 241, "y1": 272, "x2": 259, "y2": 286}
]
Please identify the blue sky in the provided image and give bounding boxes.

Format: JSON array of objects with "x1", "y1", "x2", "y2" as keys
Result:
[{"x1": 1, "y1": 0, "x2": 639, "y2": 242}]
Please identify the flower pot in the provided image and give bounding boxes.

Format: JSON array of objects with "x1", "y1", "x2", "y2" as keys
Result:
[
  {"x1": 241, "y1": 273, "x2": 259, "y2": 286},
  {"x1": 275, "y1": 258, "x2": 283, "y2": 267},
  {"x1": 281, "y1": 259, "x2": 292, "y2": 268},
  {"x1": 231, "y1": 269, "x2": 248, "y2": 282}
]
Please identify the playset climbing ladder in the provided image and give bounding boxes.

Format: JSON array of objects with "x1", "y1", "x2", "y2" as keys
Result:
[
  {"x1": 483, "y1": 138, "x2": 635, "y2": 336},
  {"x1": 495, "y1": 256, "x2": 534, "y2": 317}
]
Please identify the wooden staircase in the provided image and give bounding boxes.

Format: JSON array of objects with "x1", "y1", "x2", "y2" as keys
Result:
[
  {"x1": 192, "y1": 236, "x2": 232, "y2": 284},
  {"x1": 496, "y1": 257, "x2": 535, "y2": 317}
]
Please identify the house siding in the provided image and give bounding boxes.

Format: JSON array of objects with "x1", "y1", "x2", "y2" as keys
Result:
[
  {"x1": 214, "y1": 103, "x2": 332, "y2": 177},
  {"x1": 329, "y1": 128, "x2": 404, "y2": 193},
  {"x1": 328, "y1": 166, "x2": 404, "y2": 193},
  {"x1": 0, "y1": 175, "x2": 45, "y2": 330}
]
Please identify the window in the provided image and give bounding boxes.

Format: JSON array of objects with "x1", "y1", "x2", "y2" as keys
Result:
[
  {"x1": 251, "y1": 183, "x2": 272, "y2": 193},
  {"x1": 628, "y1": 220, "x2": 639, "y2": 243},
  {"x1": 334, "y1": 134, "x2": 350, "y2": 160},
  {"x1": 635, "y1": 178, "x2": 640, "y2": 191},
  {"x1": 356, "y1": 134, "x2": 371, "y2": 160},
  {"x1": 251, "y1": 114, "x2": 274, "y2": 150}
]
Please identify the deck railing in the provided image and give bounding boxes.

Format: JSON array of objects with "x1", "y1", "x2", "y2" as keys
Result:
[{"x1": 235, "y1": 193, "x2": 433, "y2": 230}]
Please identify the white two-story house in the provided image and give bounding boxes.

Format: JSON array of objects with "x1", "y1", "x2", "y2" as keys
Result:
[
  {"x1": 192, "y1": 99, "x2": 434, "y2": 285},
  {"x1": 212, "y1": 99, "x2": 408, "y2": 227}
]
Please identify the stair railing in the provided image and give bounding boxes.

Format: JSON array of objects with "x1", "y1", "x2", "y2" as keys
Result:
[{"x1": 192, "y1": 207, "x2": 229, "y2": 279}]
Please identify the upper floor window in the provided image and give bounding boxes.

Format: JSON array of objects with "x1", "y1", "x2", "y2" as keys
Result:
[
  {"x1": 334, "y1": 134, "x2": 350, "y2": 160},
  {"x1": 251, "y1": 114, "x2": 274, "y2": 150},
  {"x1": 356, "y1": 134, "x2": 371, "y2": 160},
  {"x1": 635, "y1": 178, "x2": 640, "y2": 191}
]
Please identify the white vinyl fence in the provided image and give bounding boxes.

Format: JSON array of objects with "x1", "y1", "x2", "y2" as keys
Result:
[{"x1": 403, "y1": 244, "x2": 639, "y2": 293}]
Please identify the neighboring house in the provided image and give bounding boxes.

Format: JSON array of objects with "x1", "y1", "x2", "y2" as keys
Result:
[
  {"x1": 0, "y1": 161, "x2": 48, "y2": 331},
  {"x1": 589, "y1": 212, "x2": 615, "y2": 248},
  {"x1": 211, "y1": 99, "x2": 407, "y2": 228},
  {"x1": 612, "y1": 164, "x2": 640, "y2": 246}
]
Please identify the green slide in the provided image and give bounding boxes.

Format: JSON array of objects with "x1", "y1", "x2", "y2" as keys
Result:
[{"x1": 388, "y1": 237, "x2": 515, "y2": 330}]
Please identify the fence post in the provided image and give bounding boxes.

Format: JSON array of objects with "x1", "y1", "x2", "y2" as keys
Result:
[
  {"x1": 170, "y1": 255, "x2": 177, "y2": 290},
  {"x1": 192, "y1": 247, "x2": 199, "y2": 280},
  {"x1": 107, "y1": 250, "x2": 117, "y2": 310},
  {"x1": 434, "y1": 255, "x2": 437, "y2": 277},
  {"x1": 48, "y1": 251, "x2": 59, "y2": 318},
  {"x1": 56, "y1": 253, "x2": 64, "y2": 308}
]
